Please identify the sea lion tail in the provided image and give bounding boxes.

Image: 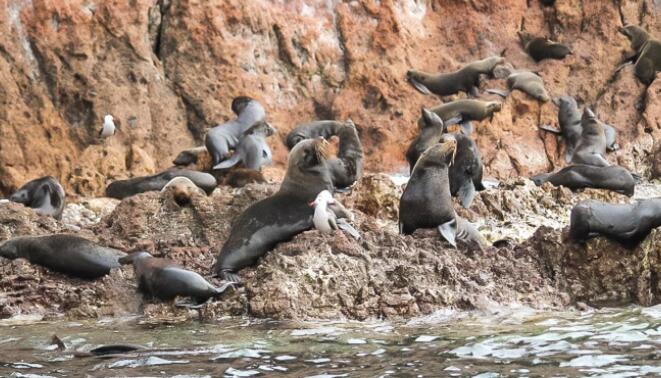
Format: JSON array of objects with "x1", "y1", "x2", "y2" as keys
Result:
[{"x1": 485, "y1": 89, "x2": 509, "y2": 98}]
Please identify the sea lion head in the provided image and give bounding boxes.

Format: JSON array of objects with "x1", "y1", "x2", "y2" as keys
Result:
[
  {"x1": 290, "y1": 138, "x2": 330, "y2": 173},
  {"x1": 415, "y1": 139, "x2": 457, "y2": 171},
  {"x1": 118, "y1": 251, "x2": 153, "y2": 265},
  {"x1": 244, "y1": 120, "x2": 276, "y2": 137},
  {"x1": 279, "y1": 138, "x2": 332, "y2": 197},
  {"x1": 231, "y1": 96, "x2": 254, "y2": 115},
  {"x1": 9, "y1": 188, "x2": 31, "y2": 205},
  {"x1": 581, "y1": 108, "x2": 603, "y2": 135},
  {"x1": 620, "y1": 25, "x2": 650, "y2": 51},
  {"x1": 0, "y1": 239, "x2": 19, "y2": 259},
  {"x1": 558, "y1": 95, "x2": 577, "y2": 109},
  {"x1": 420, "y1": 108, "x2": 444, "y2": 129},
  {"x1": 406, "y1": 70, "x2": 425, "y2": 83}
]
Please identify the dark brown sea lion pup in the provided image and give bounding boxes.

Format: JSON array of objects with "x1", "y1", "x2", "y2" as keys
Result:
[
  {"x1": 539, "y1": 96, "x2": 619, "y2": 162},
  {"x1": 105, "y1": 168, "x2": 217, "y2": 199},
  {"x1": 213, "y1": 121, "x2": 276, "y2": 171},
  {"x1": 440, "y1": 133, "x2": 485, "y2": 208},
  {"x1": 173, "y1": 146, "x2": 209, "y2": 167},
  {"x1": 120, "y1": 251, "x2": 233, "y2": 307},
  {"x1": 569, "y1": 198, "x2": 661, "y2": 244},
  {"x1": 488, "y1": 70, "x2": 550, "y2": 102},
  {"x1": 571, "y1": 108, "x2": 609, "y2": 167},
  {"x1": 406, "y1": 56, "x2": 505, "y2": 97},
  {"x1": 399, "y1": 141, "x2": 486, "y2": 248},
  {"x1": 519, "y1": 32, "x2": 572, "y2": 62},
  {"x1": 417, "y1": 99, "x2": 502, "y2": 127},
  {"x1": 0, "y1": 234, "x2": 126, "y2": 279},
  {"x1": 205, "y1": 96, "x2": 266, "y2": 167},
  {"x1": 620, "y1": 25, "x2": 661, "y2": 85},
  {"x1": 531, "y1": 165, "x2": 635, "y2": 196},
  {"x1": 284, "y1": 119, "x2": 363, "y2": 190},
  {"x1": 9, "y1": 176, "x2": 65, "y2": 219},
  {"x1": 213, "y1": 138, "x2": 333, "y2": 282},
  {"x1": 406, "y1": 108, "x2": 455, "y2": 172}
]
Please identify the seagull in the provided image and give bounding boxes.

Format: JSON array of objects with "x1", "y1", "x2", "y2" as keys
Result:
[
  {"x1": 100, "y1": 114, "x2": 116, "y2": 138},
  {"x1": 310, "y1": 190, "x2": 361, "y2": 240}
]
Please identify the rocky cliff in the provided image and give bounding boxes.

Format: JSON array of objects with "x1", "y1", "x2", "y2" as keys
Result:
[{"x1": 1, "y1": 0, "x2": 660, "y2": 196}]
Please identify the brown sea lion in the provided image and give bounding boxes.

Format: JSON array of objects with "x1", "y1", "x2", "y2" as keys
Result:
[
  {"x1": 0, "y1": 234, "x2": 126, "y2": 280},
  {"x1": 487, "y1": 68, "x2": 550, "y2": 102},
  {"x1": 173, "y1": 146, "x2": 212, "y2": 170},
  {"x1": 399, "y1": 140, "x2": 486, "y2": 248},
  {"x1": 9, "y1": 176, "x2": 66, "y2": 220},
  {"x1": 120, "y1": 251, "x2": 233, "y2": 306},
  {"x1": 213, "y1": 138, "x2": 333, "y2": 282},
  {"x1": 284, "y1": 119, "x2": 363, "y2": 190},
  {"x1": 571, "y1": 108, "x2": 609, "y2": 167},
  {"x1": 406, "y1": 56, "x2": 505, "y2": 97},
  {"x1": 531, "y1": 165, "x2": 635, "y2": 196},
  {"x1": 407, "y1": 108, "x2": 450, "y2": 172},
  {"x1": 620, "y1": 25, "x2": 661, "y2": 85},
  {"x1": 418, "y1": 99, "x2": 502, "y2": 127},
  {"x1": 440, "y1": 133, "x2": 485, "y2": 209},
  {"x1": 105, "y1": 168, "x2": 217, "y2": 199},
  {"x1": 569, "y1": 198, "x2": 661, "y2": 244},
  {"x1": 519, "y1": 32, "x2": 572, "y2": 62}
]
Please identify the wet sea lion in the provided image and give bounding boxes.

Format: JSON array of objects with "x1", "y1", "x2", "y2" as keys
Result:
[
  {"x1": 418, "y1": 99, "x2": 502, "y2": 127},
  {"x1": 9, "y1": 176, "x2": 66, "y2": 219},
  {"x1": 284, "y1": 119, "x2": 364, "y2": 190},
  {"x1": 205, "y1": 96, "x2": 266, "y2": 167},
  {"x1": 571, "y1": 108, "x2": 609, "y2": 167},
  {"x1": 519, "y1": 32, "x2": 572, "y2": 62},
  {"x1": 569, "y1": 198, "x2": 661, "y2": 244},
  {"x1": 120, "y1": 251, "x2": 232, "y2": 306},
  {"x1": 213, "y1": 138, "x2": 333, "y2": 282},
  {"x1": 0, "y1": 234, "x2": 126, "y2": 279},
  {"x1": 531, "y1": 165, "x2": 635, "y2": 196},
  {"x1": 539, "y1": 96, "x2": 619, "y2": 161},
  {"x1": 399, "y1": 141, "x2": 485, "y2": 248},
  {"x1": 105, "y1": 168, "x2": 217, "y2": 199},
  {"x1": 406, "y1": 55, "x2": 505, "y2": 97},
  {"x1": 620, "y1": 25, "x2": 661, "y2": 85},
  {"x1": 440, "y1": 133, "x2": 485, "y2": 208},
  {"x1": 213, "y1": 121, "x2": 276, "y2": 171}
]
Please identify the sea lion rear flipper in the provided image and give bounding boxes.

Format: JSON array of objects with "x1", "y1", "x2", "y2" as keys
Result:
[
  {"x1": 631, "y1": 172, "x2": 643, "y2": 183},
  {"x1": 337, "y1": 218, "x2": 361, "y2": 240},
  {"x1": 444, "y1": 116, "x2": 463, "y2": 126},
  {"x1": 438, "y1": 220, "x2": 458, "y2": 248},
  {"x1": 485, "y1": 89, "x2": 509, "y2": 98},
  {"x1": 457, "y1": 181, "x2": 476, "y2": 208},
  {"x1": 213, "y1": 155, "x2": 240, "y2": 170},
  {"x1": 409, "y1": 78, "x2": 433, "y2": 95},
  {"x1": 214, "y1": 281, "x2": 236, "y2": 296},
  {"x1": 538, "y1": 124, "x2": 562, "y2": 134}
]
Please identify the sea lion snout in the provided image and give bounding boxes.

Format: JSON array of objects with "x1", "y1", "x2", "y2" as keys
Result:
[
  {"x1": 0, "y1": 240, "x2": 18, "y2": 259},
  {"x1": 9, "y1": 190, "x2": 29, "y2": 204}
]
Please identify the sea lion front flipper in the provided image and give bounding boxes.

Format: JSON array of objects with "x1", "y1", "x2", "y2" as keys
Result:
[
  {"x1": 485, "y1": 88, "x2": 509, "y2": 98},
  {"x1": 213, "y1": 155, "x2": 241, "y2": 170},
  {"x1": 531, "y1": 173, "x2": 552, "y2": 186},
  {"x1": 538, "y1": 124, "x2": 562, "y2": 134},
  {"x1": 175, "y1": 298, "x2": 208, "y2": 309},
  {"x1": 219, "y1": 270, "x2": 241, "y2": 284},
  {"x1": 337, "y1": 218, "x2": 361, "y2": 240},
  {"x1": 409, "y1": 78, "x2": 433, "y2": 95},
  {"x1": 438, "y1": 219, "x2": 458, "y2": 248},
  {"x1": 564, "y1": 147, "x2": 575, "y2": 163},
  {"x1": 214, "y1": 281, "x2": 235, "y2": 296},
  {"x1": 457, "y1": 180, "x2": 476, "y2": 208}
]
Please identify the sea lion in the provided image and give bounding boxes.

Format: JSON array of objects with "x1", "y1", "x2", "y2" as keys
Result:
[
  {"x1": 105, "y1": 168, "x2": 217, "y2": 199},
  {"x1": 406, "y1": 55, "x2": 505, "y2": 97},
  {"x1": 487, "y1": 69, "x2": 550, "y2": 102},
  {"x1": 161, "y1": 177, "x2": 205, "y2": 206},
  {"x1": 9, "y1": 176, "x2": 66, "y2": 219},
  {"x1": 0, "y1": 234, "x2": 126, "y2": 279},
  {"x1": 418, "y1": 99, "x2": 502, "y2": 127},
  {"x1": 284, "y1": 119, "x2": 363, "y2": 190},
  {"x1": 539, "y1": 96, "x2": 619, "y2": 161},
  {"x1": 519, "y1": 32, "x2": 572, "y2": 62},
  {"x1": 213, "y1": 121, "x2": 276, "y2": 170},
  {"x1": 399, "y1": 141, "x2": 485, "y2": 248},
  {"x1": 569, "y1": 198, "x2": 661, "y2": 244},
  {"x1": 205, "y1": 96, "x2": 266, "y2": 167},
  {"x1": 531, "y1": 165, "x2": 635, "y2": 196},
  {"x1": 119, "y1": 251, "x2": 233, "y2": 306},
  {"x1": 407, "y1": 108, "x2": 451, "y2": 172},
  {"x1": 213, "y1": 138, "x2": 333, "y2": 282},
  {"x1": 571, "y1": 108, "x2": 609, "y2": 167},
  {"x1": 620, "y1": 25, "x2": 661, "y2": 85},
  {"x1": 173, "y1": 146, "x2": 209, "y2": 168},
  {"x1": 440, "y1": 133, "x2": 485, "y2": 208}
]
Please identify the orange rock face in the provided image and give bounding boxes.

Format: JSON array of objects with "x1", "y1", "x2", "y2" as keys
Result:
[{"x1": 0, "y1": 0, "x2": 659, "y2": 196}]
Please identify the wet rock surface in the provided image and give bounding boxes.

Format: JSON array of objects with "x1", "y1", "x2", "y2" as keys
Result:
[{"x1": 1, "y1": 175, "x2": 660, "y2": 321}]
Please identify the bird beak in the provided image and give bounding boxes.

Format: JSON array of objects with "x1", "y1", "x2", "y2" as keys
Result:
[{"x1": 309, "y1": 201, "x2": 316, "y2": 207}]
